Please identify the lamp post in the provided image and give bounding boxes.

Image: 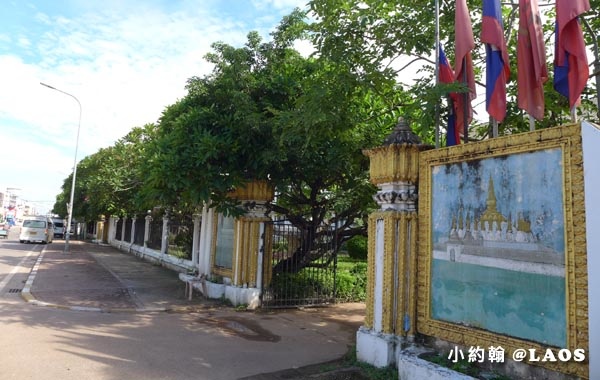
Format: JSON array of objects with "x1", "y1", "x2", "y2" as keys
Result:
[{"x1": 40, "y1": 82, "x2": 82, "y2": 253}]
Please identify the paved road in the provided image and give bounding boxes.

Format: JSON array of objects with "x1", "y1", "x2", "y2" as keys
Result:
[{"x1": 0, "y1": 227, "x2": 364, "y2": 380}]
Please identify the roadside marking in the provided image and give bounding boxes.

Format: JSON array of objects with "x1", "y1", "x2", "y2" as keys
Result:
[
  {"x1": 22, "y1": 246, "x2": 46, "y2": 293},
  {"x1": 0, "y1": 247, "x2": 40, "y2": 294}
]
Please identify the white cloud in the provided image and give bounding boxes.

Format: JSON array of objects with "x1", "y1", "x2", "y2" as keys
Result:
[
  {"x1": 251, "y1": 0, "x2": 307, "y2": 11},
  {"x1": 0, "y1": 1, "x2": 304, "y2": 214}
]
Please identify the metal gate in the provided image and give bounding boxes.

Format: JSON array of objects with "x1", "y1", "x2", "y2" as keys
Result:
[{"x1": 261, "y1": 218, "x2": 337, "y2": 308}]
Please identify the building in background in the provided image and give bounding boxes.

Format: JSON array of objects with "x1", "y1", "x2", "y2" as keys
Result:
[{"x1": 0, "y1": 188, "x2": 37, "y2": 224}]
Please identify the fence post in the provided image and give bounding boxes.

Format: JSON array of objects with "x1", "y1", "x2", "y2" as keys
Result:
[
  {"x1": 191, "y1": 212, "x2": 202, "y2": 270},
  {"x1": 161, "y1": 213, "x2": 169, "y2": 255},
  {"x1": 130, "y1": 216, "x2": 137, "y2": 245},
  {"x1": 120, "y1": 216, "x2": 126, "y2": 248},
  {"x1": 144, "y1": 212, "x2": 152, "y2": 249},
  {"x1": 110, "y1": 216, "x2": 118, "y2": 244},
  {"x1": 357, "y1": 118, "x2": 432, "y2": 367},
  {"x1": 197, "y1": 203, "x2": 214, "y2": 276}
]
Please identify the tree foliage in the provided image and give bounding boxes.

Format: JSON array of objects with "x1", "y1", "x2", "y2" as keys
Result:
[
  {"x1": 52, "y1": 2, "x2": 599, "y2": 273},
  {"x1": 134, "y1": 12, "x2": 395, "y2": 272},
  {"x1": 307, "y1": 0, "x2": 600, "y2": 141},
  {"x1": 52, "y1": 124, "x2": 155, "y2": 219}
]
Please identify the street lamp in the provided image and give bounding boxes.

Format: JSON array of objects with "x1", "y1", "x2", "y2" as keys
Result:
[{"x1": 40, "y1": 82, "x2": 82, "y2": 253}]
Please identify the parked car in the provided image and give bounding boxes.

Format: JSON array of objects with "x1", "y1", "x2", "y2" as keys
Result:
[
  {"x1": 19, "y1": 216, "x2": 54, "y2": 244},
  {"x1": 52, "y1": 218, "x2": 65, "y2": 239},
  {"x1": 0, "y1": 223, "x2": 9, "y2": 239}
]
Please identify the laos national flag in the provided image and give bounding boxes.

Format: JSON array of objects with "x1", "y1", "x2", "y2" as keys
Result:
[
  {"x1": 439, "y1": 45, "x2": 460, "y2": 146},
  {"x1": 554, "y1": 0, "x2": 590, "y2": 108},
  {"x1": 481, "y1": 0, "x2": 510, "y2": 122},
  {"x1": 439, "y1": 44, "x2": 455, "y2": 85}
]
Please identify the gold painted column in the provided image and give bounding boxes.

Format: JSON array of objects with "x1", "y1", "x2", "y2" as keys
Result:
[
  {"x1": 96, "y1": 214, "x2": 106, "y2": 243},
  {"x1": 356, "y1": 118, "x2": 431, "y2": 367},
  {"x1": 227, "y1": 180, "x2": 274, "y2": 308}
]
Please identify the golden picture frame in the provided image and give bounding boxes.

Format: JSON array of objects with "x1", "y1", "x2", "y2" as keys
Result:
[{"x1": 416, "y1": 124, "x2": 588, "y2": 378}]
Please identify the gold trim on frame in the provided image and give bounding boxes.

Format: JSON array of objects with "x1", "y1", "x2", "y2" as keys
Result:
[{"x1": 417, "y1": 124, "x2": 588, "y2": 378}]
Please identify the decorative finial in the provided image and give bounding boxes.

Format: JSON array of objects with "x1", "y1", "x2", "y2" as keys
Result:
[{"x1": 382, "y1": 117, "x2": 422, "y2": 146}]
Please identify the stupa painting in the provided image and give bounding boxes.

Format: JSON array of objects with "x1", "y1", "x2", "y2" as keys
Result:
[
  {"x1": 429, "y1": 148, "x2": 567, "y2": 347},
  {"x1": 433, "y1": 175, "x2": 564, "y2": 277}
]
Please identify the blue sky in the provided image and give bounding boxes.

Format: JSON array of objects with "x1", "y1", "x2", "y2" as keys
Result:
[{"x1": 0, "y1": 0, "x2": 308, "y2": 214}]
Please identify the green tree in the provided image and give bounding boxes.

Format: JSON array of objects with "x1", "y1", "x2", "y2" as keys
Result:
[
  {"x1": 138, "y1": 12, "x2": 396, "y2": 273},
  {"x1": 307, "y1": 0, "x2": 600, "y2": 141},
  {"x1": 52, "y1": 124, "x2": 155, "y2": 220}
]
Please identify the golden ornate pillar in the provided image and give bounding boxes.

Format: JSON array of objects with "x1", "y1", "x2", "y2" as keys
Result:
[
  {"x1": 226, "y1": 180, "x2": 274, "y2": 308},
  {"x1": 96, "y1": 214, "x2": 106, "y2": 243},
  {"x1": 356, "y1": 118, "x2": 432, "y2": 367}
]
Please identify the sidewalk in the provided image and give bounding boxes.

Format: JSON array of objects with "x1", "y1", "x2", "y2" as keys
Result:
[
  {"x1": 20, "y1": 240, "x2": 366, "y2": 379},
  {"x1": 22, "y1": 240, "x2": 217, "y2": 312}
]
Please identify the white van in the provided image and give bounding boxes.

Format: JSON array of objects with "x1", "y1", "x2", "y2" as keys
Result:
[
  {"x1": 19, "y1": 216, "x2": 54, "y2": 244},
  {"x1": 51, "y1": 218, "x2": 65, "y2": 239}
]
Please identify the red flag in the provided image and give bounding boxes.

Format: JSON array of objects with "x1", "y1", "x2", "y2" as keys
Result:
[
  {"x1": 517, "y1": 0, "x2": 548, "y2": 120},
  {"x1": 554, "y1": 0, "x2": 590, "y2": 108},
  {"x1": 454, "y1": 0, "x2": 476, "y2": 136},
  {"x1": 481, "y1": 0, "x2": 510, "y2": 122}
]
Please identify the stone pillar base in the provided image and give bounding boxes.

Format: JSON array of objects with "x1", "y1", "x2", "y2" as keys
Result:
[
  {"x1": 224, "y1": 286, "x2": 261, "y2": 310},
  {"x1": 356, "y1": 326, "x2": 398, "y2": 368},
  {"x1": 397, "y1": 347, "x2": 476, "y2": 380}
]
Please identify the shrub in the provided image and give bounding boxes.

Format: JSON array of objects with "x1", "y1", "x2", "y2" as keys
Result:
[
  {"x1": 346, "y1": 235, "x2": 368, "y2": 260},
  {"x1": 335, "y1": 259, "x2": 367, "y2": 302},
  {"x1": 267, "y1": 255, "x2": 368, "y2": 303},
  {"x1": 268, "y1": 263, "x2": 367, "y2": 302}
]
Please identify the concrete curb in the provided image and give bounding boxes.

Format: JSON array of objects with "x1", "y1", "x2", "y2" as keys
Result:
[{"x1": 21, "y1": 293, "x2": 207, "y2": 314}]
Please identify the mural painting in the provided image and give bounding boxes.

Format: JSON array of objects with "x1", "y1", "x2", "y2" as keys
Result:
[{"x1": 430, "y1": 147, "x2": 566, "y2": 347}]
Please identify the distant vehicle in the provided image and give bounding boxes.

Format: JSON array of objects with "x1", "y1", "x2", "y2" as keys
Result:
[
  {"x1": 0, "y1": 223, "x2": 9, "y2": 239},
  {"x1": 19, "y1": 216, "x2": 54, "y2": 244},
  {"x1": 52, "y1": 218, "x2": 65, "y2": 239}
]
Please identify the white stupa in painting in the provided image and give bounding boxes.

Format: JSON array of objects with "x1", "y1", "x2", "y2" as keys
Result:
[{"x1": 433, "y1": 177, "x2": 564, "y2": 277}]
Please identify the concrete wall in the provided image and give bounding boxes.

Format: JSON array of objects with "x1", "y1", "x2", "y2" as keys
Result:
[{"x1": 582, "y1": 120, "x2": 600, "y2": 379}]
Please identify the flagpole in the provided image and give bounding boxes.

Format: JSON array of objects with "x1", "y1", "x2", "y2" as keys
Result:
[
  {"x1": 462, "y1": 56, "x2": 469, "y2": 143},
  {"x1": 528, "y1": 115, "x2": 535, "y2": 131},
  {"x1": 571, "y1": 106, "x2": 577, "y2": 123},
  {"x1": 434, "y1": 0, "x2": 440, "y2": 148},
  {"x1": 491, "y1": 118, "x2": 498, "y2": 138}
]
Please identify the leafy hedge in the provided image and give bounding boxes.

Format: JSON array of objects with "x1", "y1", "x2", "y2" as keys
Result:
[
  {"x1": 336, "y1": 257, "x2": 367, "y2": 302},
  {"x1": 346, "y1": 235, "x2": 368, "y2": 260},
  {"x1": 269, "y1": 256, "x2": 367, "y2": 302}
]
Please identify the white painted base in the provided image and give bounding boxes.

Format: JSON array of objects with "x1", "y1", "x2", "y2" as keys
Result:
[
  {"x1": 224, "y1": 286, "x2": 261, "y2": 310},
  {"x1": 203, "y1": 281, "x2": 226, "y2": 299},
  {"x1": 397, "y1": 347, "x2": 476, "y2": 380},
  {"x1": 356, "y1": 326, "x2": 397, "y2": 368},
  {"x1": 178, "y1": 274, "x2": 260, "y2": 308}
]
